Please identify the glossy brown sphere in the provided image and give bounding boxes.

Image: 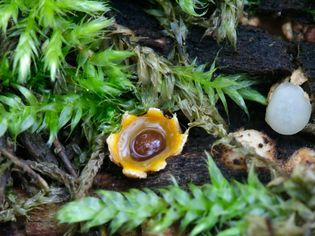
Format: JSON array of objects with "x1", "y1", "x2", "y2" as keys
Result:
[{"x1": 130, "y1": 130, "x2": 166, "y2": 161}]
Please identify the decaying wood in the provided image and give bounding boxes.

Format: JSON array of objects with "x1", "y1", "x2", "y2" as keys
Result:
[
  {"x1": 1, "y1": 1, "x2": 315, "y2": 235},
  {"x1": 112, "y1": 0, "x2": 315, "y2": 84},
  {"x1": 94, "y1": 140, "x2": 254, "y2": 192},
  {"x1": 92, "y1": 128, "x2": 211, "y2": 191},
  {"x1": 0, "y1": 187, "x2": 69, "y2": 235},
  {"x1": 111, "y1": 0, "x2": 173, "y2": 55},
  {"x1": 20, "y1": 133, "x2": 58, "y2": 165},
  {"x1": 187, "y1": 25, "x2": 294, "y2": 76},
  {"x1": 298, "y1": 42, "x2": 315, "y2": 95},
  {"x1": 259, "y1": 0, "x2": 309, "y2": 12},
  {"x1": 213, "y1": 129, "x2": 278, "y2": 172},
  {"x1": 94, "y1": 151, "x2": 211, "y2": 192},
  {"x1": 285, "y1": 148, "x2": 315, "y2": 172},
  {"x1": 25, "y1": 204, "x2": 67, "y2": 236},
  {"x1": 94, "y1": 105, "x2": 315, "y2": 191}
]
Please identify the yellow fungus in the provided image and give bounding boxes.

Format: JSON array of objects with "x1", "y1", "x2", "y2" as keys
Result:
[{"x1": 107, "y1": 108, "x2": 188, "y2": 178}]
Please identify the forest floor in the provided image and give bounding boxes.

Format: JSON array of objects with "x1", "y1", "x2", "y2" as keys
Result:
[{"x1": 0, "y1": 0, "x2": 315, "y2": 235}]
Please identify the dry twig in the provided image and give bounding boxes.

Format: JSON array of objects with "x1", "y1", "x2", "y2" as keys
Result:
[
  {"x1": 53, "y1": 138, "x2": 77, "y2": 177},
  {"x1": 0, "y1": 148, "x2": 49, "y2": 192},
  {"x1": 27, "y1": 161, "x2": 76, "y2": 198}
]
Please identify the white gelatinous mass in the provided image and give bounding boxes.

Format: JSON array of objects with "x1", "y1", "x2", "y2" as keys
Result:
[{"x1": 265, "y1": 82, "x2": 312, "y2": 135}]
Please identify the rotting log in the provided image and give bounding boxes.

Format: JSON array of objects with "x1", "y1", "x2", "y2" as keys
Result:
[
  {"x1": 1, "y1": 96, "x2": 314, "y2": 236},
  {"x1": 94, "y1": 112, "x2": 315, "y2": 192},
  {"x1": 95, "y1": 152, "x2": 215, "y2": 192},
  {"x1": 94, "y1": 128, "x2": 214, "y2": 191},
  {"x1": 186, "y1": 26, "x2": 295, "y2": 76},
  {"x1": 298, "y1": 42, "x2": 315, "y2": 95},
  {"x1": 2, "y1": 93, "x2": 313, "y2": 236},
  {"x1": 25, "y1": 204, "x2": 68, "y2": 236},
  {"x1": 0, "y1": 204, "x2": 68, "y2": 236},
  {"x1": 1, "y1": 1, "x2": 315, "y2": 235},
  {"x1": 259, "y1": 0, "x2": 308, "y2": 12},
  {"x1": 110, "y1": 0, "x2": 173, "y2": 55},
  {"x1": 112, "y1": 0, "x2": 296, "y2": 77},
  {"x1": 227, "y1": 102, "x2": 315, "y2": 158}
]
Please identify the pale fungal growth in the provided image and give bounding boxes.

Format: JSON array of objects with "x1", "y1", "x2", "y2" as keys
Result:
[
  {"x1": 290, "y1": 68, "x2": 308, "y2": 85},
  {"x1": 218, "y1": 146, "x2": 247, "y2": 171},
  {"x1": 285, "y1": 148, "x2": 315, "y2": 173},
  {"x1": 215, "y1": 129, "x2": 315, "y2": 173},
  {"x1": 265, "y1": 82, "x2": 312, "y2": 135},
  {"x1": 233, "y1": 129, "x2": 276, "y2": 162},
  {"x1": 282, "y1": 21, "x2": 293, "y2": 41},
  {"x1": 215, "y1": 129, "x2": 276, "y2": 171},
  {"x1": 106, "y1": 108, "x2": 188, "y2": 178}
]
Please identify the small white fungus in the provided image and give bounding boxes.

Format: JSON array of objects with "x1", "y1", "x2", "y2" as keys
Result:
[{"x1": 265, "y1": 82, "x2": 312, "y2": 135}]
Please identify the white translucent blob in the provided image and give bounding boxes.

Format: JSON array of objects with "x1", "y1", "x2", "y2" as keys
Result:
[{"x1": 265, "y1": 82, "x2": 312, "y2": 135}]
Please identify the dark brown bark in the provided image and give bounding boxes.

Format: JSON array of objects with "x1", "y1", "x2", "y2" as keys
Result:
[
  {"x1": 186, "y1": 25, "x2": 295, "y2": 77},
  {"x1": 94, "y1": 117, "x2": 315, "y2": 192},
  {"x1": 25, "y1": 204, "x2": 67, "y2": 236},
  {"x1": 93, "y1": 128, "x2": 215, "y2": 191},
  {"x1": 259, "y1": 0, "x2": 308, "y2": 12},
  {"x1": 112, "y1": 0, "x2": 297, "y2": 78},
  {"x1": 94, "y1": 151, "x2": 212, "y2": 192},
  {"x1": 298, "y1": 42, "x2": 315, "y2": 95},
  {"x1": 111, "y1": 0, "x2": 173, "y2": 55},
  {"x1": 2, "y1": 1, "x2": 315, "y2": 235}
]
